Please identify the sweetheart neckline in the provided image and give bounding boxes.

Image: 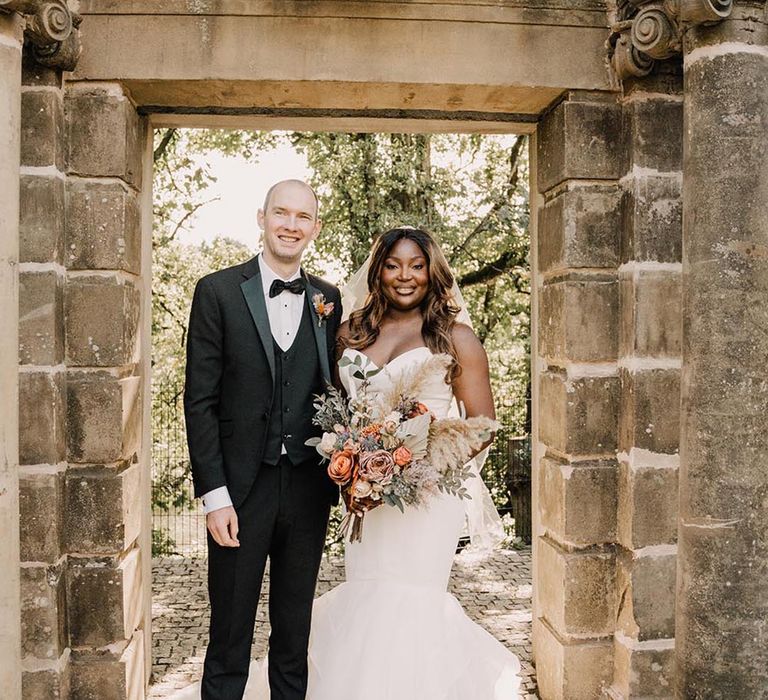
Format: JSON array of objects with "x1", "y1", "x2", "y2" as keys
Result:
[{"x1": 343, "y1": 346, "x2": 431, "y2": 370}]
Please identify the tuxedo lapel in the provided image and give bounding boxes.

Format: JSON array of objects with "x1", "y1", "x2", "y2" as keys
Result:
[
  {"x1": 304, "y1": 273, "x2": 332, "y2": 388},
  {"x1": 240, "y1": 262, "x2": 276, "y2": 383}
]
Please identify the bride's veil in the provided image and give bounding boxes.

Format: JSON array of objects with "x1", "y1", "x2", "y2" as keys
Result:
[{"x1": 341, "y1": 252, "x2": 506, "y2": 550}]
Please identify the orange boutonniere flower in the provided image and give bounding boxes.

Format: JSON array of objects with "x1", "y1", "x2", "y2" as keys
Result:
[{"x1": 312, "y1": 293, "x2": 335, "y2": 327}]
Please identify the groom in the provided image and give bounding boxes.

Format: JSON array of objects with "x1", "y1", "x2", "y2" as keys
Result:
[{"x1": 184, "y1": 179, "x2": 341, "y2": 699}]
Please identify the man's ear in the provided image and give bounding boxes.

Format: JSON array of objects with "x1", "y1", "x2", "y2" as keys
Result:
[
  {"x1": 257, "y1": 208, "x2": 265, "y2": 229},
  {"x1": 312, "y1": 218, "x2": 322, "y2": 239}
]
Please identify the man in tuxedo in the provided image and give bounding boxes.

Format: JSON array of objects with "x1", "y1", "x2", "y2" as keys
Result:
[{"x1": 183, "y1": 179, "x2": 341, "y2": 699}]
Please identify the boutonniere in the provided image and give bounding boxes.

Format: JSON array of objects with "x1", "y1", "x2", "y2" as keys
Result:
[{"x1": 312, "y1": 293, "x2": 335, "y2": 327}]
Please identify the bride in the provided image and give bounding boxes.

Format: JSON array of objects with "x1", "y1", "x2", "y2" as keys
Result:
[{"x1": 174, "y1": 227, "x2": 521, "y2": 699}]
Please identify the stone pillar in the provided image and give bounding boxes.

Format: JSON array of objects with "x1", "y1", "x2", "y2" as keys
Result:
[
  {"x1": 63, "y1": 82, "x2": 147, "y2": 700},
  {"x1": 533, "y1": 91, "x2": 625, "y2": 699},
  {"x1": 612, "y1": 66, "x2": 684, "y2": 699},
  {"x1": 677, "y1": 3, "x2": 768, "y2": 697},
  {"x1": 17, "y1": 46, "x2": 71, "y2": 698},
  {"x1": 0, "y1": 13, "x2": 23, "y2": 700}
]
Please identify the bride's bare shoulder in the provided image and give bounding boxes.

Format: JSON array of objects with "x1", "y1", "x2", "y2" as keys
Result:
[
  {"x1": 451, "y1": 322, "x2": 487, "y2": 363},
  {"x1": 451, "y1": 322, "x2": 480, "y2": 347}
]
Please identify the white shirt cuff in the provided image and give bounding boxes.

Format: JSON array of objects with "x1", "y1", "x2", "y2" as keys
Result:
[{"x1": 201, "y1": 486, "x2": 233, "y2": 514}]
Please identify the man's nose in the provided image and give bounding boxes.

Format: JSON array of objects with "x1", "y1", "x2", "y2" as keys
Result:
[{"x1": 285, "y1": 214, "x2": 299, "y2": 230}]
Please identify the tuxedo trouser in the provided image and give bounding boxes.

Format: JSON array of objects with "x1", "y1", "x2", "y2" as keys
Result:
[{"x1": 202, "y1": 456, "x2": 331, "y2": 700}]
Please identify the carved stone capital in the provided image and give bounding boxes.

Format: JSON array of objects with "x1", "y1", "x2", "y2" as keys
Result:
[
  {"x1": 608, "y1": 0, "x2": 733, "y2": 80},
  {"x1": 0, "y1": 0, "x2": 81, "y2": 71}
]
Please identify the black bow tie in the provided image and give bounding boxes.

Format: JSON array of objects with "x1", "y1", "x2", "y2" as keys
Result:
[{"x1": 269, "y1": 278, "x2": 305, "y2": 298}]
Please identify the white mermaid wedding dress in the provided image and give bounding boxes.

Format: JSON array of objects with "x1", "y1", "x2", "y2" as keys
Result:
[{"x1": 172, "y1": 347, "x2": 521, "y2": 699}]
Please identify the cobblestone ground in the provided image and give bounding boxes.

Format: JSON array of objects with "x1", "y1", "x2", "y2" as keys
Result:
[{"x1": 149, "y1": 546, "x2": 538, "y2": 698}]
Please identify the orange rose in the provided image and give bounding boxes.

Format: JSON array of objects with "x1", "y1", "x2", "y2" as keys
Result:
[
  {"x1": 360, "y1": 423, "x2": 383, "y2": 438},
  {"x1": 327, "y1": 450, "x2": 356, "y2": 485},
  {"x1": 407, "y1": 402, "x2": 430, "y2": 419},
  {"x1": 392, "y1": 445, "x2": 413, "y2": 467}
]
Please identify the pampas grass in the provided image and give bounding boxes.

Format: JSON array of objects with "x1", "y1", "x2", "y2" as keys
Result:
[{"x1": 375, "y1": 353, "x2": 453, "y2": 417}]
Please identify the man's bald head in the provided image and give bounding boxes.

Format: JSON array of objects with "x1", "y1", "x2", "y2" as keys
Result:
[{"x1": 262, "y1": 179, "x2": 319, "y2": 218}]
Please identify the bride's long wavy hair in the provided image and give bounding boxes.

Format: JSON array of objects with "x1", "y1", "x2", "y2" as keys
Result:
[{"x1": 343, "y1": 227, "x2": 463, "y2": 380}]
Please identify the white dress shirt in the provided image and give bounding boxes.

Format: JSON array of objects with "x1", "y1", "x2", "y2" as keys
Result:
[{"x1": 201, "y1": 254, "x2": 305, "y2": 514}]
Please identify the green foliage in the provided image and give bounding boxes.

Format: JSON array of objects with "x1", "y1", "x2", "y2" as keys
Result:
[{"x1": 152, "y1": 526, "x2": 179, "y2": 557}]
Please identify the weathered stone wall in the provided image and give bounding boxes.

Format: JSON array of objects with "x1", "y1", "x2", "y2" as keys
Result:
[
  {"x1": 532, "y1": 80, "x2": 687, "y2": 698},
  {"x1": 0, "y1": 13, "x2": 23, "y2": 700},
  {"x1": 534, "y1": 90, "x2": 625, "y2": 698},
  {"x1": 64, "y1": 81, "x2": 148, "y2": 700},
  {"x1": 18, "y1": 70, "x2": 149, "y2": 699},
  {"x1": 17, "y1": 48, "x2": 71, "y2": 699},
  {"x1": 677, "y1": 3, "x2": 768, "y2": 696},
  {"x1": 612, "y1": 67, "x2": 683, "y2": 699}
]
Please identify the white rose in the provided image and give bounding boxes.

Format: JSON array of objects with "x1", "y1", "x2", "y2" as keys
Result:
[
  {"x1": 352, "y1": 480, "x2": 373, "y2": 498},
  {"x1": 382, "y1": 411, "x2": 402, "y2": 434},
  {"x1": 320, "y1": 432, "x2": 338, "y2": 454}
]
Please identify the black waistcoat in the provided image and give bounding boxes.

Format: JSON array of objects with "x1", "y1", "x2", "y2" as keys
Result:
[{"x1": 262, "y1": 303, "x2": 323, "y2": 466}]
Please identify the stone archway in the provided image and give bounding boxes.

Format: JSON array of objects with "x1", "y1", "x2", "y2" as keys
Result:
[{"x1": 2, "y1": 2, "x2": 767, "y2": 699}]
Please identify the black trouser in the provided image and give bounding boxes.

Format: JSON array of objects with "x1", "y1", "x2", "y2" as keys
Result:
[{"x1": 202, "y1": 456, "x2": 331, "y2": 700}]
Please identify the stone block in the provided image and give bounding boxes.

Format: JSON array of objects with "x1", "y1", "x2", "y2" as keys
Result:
[
  {"x1": 22, "y1": 658, "x2": 71, "y2": 700},
  {"x1": 538, "y1": 536, "x2": 616, "y2": 636},
  {"x1": 539, "y1": 275, "x2": 618, "y2": 363},
  {"x1": 627, "y1": 98, "x2": 683, "y2": 172},
  {"x1": 539, "y1": 456, "x2": 617, "y2": 546},
  {"x1": 534, "y1": 616, "x2": 614, "y2": 700},
  {"x1": 21, "y1": 89, "x2": 64, "y2": 169},
  {"x1": 620, "y1": 270, "x2": 682, "y2": 359},
  {"x1": 19, "y1": 470, "x2": 64, "y2": 563},
  {"x1": 70, "y1": 630, "x2": 144, "y2": 700},
  {"x1": 619, "y1": 368, "x2": 680, "y2": 455},
  {"x1": 64, "y1": 464, "x2": 142, "y2": 554},
  {"x1": 613, "y1": 637, "x2": 675, "y2": 698},
  {"x1": 19, "y1": 270, "x2": 64, "y2": 366},
  {"x1": 19, "y1": 174, "x2": 65, "y2": 264},
  {"x1": 618, "y1": 461, "x2": 678, "y2": 550},
  {"x1": 537, "y1": 97, "x2": 627, "y2": 193},
  {"x1": 65, "y1": 86, "x2": 142, "y2": 188},
  {"x1": 617, "y1": 552, "x2": 676, "y2": 641},
  {"x1": 66, "y1": 371, "x2": 141, "y2": 464},
  {"x1": 65, "y1": 179, "x2": 141, "y2": 273},
  {"x1": 20, "y1": 563, "x2": 67, "y2": 660},
  {"x1": 21, "y1": 51, "x2": 62, "y2": 88},
  {"x1": 539, "y1": 371, "x2": 619, "y2": 456},
  {"x1": 67, "y1": 549, "x2": 141, "y2": 648},
  {"x1": 19, "y1": 370, "x2": 66, "y2": 465},
  {"x1": 538, "y1": 185, "x2": 622, "y2": 273},
  {"x1": 65, "y1": 275, "x2": 140, "y2": 367},
  {"x1": 621, "y1": 175, "x2": 682, "y2": 264}
]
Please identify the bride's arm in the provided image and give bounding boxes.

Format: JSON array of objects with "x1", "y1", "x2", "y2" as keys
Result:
[{"x1": 451, "y1": 323, "x2": 497, "y2": 455}]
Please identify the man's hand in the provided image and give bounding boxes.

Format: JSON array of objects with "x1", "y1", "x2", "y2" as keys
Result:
[{"x1": 206, "y1": 506, "x2": 240, "y2": 547}]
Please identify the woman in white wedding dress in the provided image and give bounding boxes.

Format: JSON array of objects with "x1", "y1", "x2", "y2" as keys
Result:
[{"x1": 173, "y1": 227, "x2": 521, "y2": 699}]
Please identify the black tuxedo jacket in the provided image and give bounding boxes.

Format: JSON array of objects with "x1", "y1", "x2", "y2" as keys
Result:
[{"x1": 183, "y1": 255, "x2": 342, "y2": 508}]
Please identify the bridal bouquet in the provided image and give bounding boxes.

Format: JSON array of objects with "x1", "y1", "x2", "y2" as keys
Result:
[{"x1": 306, "y1": 353, "x2": 498, "y2": 542}]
